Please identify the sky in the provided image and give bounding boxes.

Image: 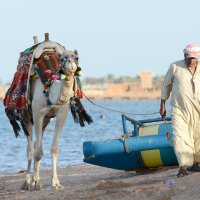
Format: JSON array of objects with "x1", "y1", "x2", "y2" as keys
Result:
[{"x1": 1, "y1": 0, "x2": 200, "y2": 83}]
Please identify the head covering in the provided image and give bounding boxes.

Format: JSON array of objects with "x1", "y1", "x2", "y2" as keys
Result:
[{"x1": 183, "y1": 44, "x2": 200, "y2": 58}]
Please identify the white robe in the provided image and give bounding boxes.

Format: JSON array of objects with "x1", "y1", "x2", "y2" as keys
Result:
[{"x1": 161, "y1": 60, "x2": 200, "y2": 166}]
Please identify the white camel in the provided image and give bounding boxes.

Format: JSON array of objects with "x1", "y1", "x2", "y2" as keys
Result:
[{"x1": 21, "y1": 36, "x2": 79, "y2": 190}]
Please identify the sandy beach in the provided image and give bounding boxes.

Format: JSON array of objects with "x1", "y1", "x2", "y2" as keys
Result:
[{"x1": 0, "y1": 163, "x2": 200, "y2": 200}]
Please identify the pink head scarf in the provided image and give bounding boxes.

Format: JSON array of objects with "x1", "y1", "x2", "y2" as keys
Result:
[{"x1": 183, "y1": 44, "x2": 200, "y2": 58}]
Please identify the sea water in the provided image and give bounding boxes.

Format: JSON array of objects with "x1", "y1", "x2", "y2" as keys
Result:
[{"x1": 0, "y1": 100, "x2": 170, "y2": 175}]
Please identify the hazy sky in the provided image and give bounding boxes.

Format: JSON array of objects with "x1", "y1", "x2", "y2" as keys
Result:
[{"x1": 1, "y1": 0, "x2": 200, "y2": 83}]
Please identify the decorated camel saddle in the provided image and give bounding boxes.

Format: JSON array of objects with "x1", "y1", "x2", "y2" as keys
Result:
[{"x1": 4, "y1": 33, "x2": 92, "y2": 137}]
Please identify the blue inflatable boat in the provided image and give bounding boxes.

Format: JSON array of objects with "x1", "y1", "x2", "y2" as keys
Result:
[{"x1": 83, "y1": 114, "x2": 178, "y2": 171}]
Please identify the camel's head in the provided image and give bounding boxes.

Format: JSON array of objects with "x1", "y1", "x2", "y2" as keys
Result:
[{"x1": 58, "y1": 50, "x2": 78, "y2": 76}]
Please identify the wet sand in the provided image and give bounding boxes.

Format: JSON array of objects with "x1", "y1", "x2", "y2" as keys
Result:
[{"x1": 0, "y1": 163, "x2": 199, "y2": 200}]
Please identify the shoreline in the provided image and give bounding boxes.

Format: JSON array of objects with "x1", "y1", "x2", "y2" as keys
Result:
[
  {"x1": 0, "y1": 163, "x2": 199, "y2": 200},
  {"x1": 0, "y1": 85, "x2": 161, "y2": 101}
]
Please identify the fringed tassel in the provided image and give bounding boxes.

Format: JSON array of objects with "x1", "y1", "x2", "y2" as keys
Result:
[
  {"x1": 10, "y1": 119, "x2": 21, "y2": 138},
  {"x1": 70, "y1": 97, "x2": 93, "y2": 127},
  {"x1": 5, "y1": 108, "x2": 21, "y2": 137},
  {"x1": 77, "y1": 110, "x2": 85, "y2": 127},
  {"x1": 5, "y1": 108, "x2": 31, "y2": 137},
  {"x1": 70, "y1": 106, "x2": 79, "y2": 124},
  {"x1": 70, "y1": 105, "x2": 85, "y2": 127},
  {"x1": 20, "y1": 121, "x2": 29, "y2": 137},
  {"x1": 75, "y1": 98, "x2": 93, "y2": 124},
  {"x1": 79, "y1": 108, "x2": 93, "y2": 125},
  {"x1": 19, "y1": 109, "x2": 30, "y2": 136}
]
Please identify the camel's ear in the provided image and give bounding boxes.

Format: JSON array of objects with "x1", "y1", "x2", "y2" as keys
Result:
[{"x1": 74, "y1": 49, "x2": 78, "y2": 56}]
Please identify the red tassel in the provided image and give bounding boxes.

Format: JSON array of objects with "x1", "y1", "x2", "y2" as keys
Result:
[{"x1": 76, "y1": 88, "x2": 83, "y2": 99}]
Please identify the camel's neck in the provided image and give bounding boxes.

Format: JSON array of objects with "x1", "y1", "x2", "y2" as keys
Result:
[
  {"x1": 30, "y1": 75, "x2": 76, "y2": 106},
  {"x1": 58, "y1": 76, "x2": 75, "y2": 104}
]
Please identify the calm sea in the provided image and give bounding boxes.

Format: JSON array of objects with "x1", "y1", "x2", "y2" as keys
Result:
[{"x1": 0, "y1": 100, "x2": 170, "y2": 175}]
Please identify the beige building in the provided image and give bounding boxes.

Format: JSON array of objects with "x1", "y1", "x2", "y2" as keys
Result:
[{"x1": 138, "y1": 71, "x2": 153, "y2": 89}]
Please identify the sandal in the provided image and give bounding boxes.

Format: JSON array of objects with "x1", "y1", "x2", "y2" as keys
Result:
[
  {"x1": 177, "y1": 168, "x2": 188, "y2": 178},
  {"x1": 187, "y1": 164, "x2": 200, "y2": 172}
]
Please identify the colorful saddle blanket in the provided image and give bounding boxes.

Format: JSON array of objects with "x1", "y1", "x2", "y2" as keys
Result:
[
  {"x1": 4, "y1": 49, "x2": 61, "y2": 109},
  {"x1": 4, "y1": 50, "x2": 34, "y2": 109}
]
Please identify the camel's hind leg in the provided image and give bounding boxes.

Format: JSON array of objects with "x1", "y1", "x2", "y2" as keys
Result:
[
  {"x1": 21, "y1": 121, "x2": 34, "y2": 190},
  {"x1": 51, "y1": 105, "x2": 69, "y2": 189}
]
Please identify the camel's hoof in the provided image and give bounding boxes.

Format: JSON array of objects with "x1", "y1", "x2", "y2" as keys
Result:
[
  {"x1": 52, "y1": 178, "x2": 64, "y2": 190},
  {"x1": 32, "y1": 181, "x2": 42, "y2": 190},
  {"x1": 21, "y1": 181, "x2": 31, "y2": 190},
  {"x1": 52, "y1": 181, "x2": 64, "y2": 190},
  {"x1": 52, "y1": 184, "x2": 64, "y2": 190}
]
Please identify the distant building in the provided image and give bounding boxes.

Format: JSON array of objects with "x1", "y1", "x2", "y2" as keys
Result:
[
  {"x1": 138, "y1": 71, "x2": 153, "y2": 89},
  {"x1": 106, "y1": 84, "x2": 129, "y2": 93}
]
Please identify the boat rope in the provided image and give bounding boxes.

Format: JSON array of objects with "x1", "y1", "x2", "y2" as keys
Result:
[{"x1": 82, "y1": 91, "x2": 160, "y2": 116}]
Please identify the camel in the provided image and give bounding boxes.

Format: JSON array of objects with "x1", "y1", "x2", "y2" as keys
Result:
[{"x1": 5, "y1": 33, "x2": 92, "y2": 190}]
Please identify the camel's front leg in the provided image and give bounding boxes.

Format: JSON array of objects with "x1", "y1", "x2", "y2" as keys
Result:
[
  {"x1": 21, "y1": 122, "x2": 34, "y2": 190},
  {"x1": 51, "y1": 106, "x2": 69, "y2": 189},
  {"x1": 32, "y1": 115, "x2": 44, "y2": 190}
]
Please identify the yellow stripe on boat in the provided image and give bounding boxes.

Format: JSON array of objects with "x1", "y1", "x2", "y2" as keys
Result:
[{"x1": 139, "y1": 124, "x2": 163, "y2": 167}]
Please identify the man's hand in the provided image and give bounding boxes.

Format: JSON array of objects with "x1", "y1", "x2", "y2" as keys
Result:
[{"x1": 160, "y1": 100, "x2": 166, "y2": 119}]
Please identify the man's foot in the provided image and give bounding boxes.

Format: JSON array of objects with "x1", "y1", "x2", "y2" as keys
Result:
[
  {"x1": 177, "y1": 168, "x2": 188, "y2": 178},
  {"x1": 187, "y1": 163, "x2": 200, "y2": 172}
]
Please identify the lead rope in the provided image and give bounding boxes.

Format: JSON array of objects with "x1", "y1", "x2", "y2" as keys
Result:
[
  {"x1": 82, "y1": 90, "x2": 173, "y2": 148},
  {"x1": 81, "y1": 91, "x2": 160, "y2": 116}
]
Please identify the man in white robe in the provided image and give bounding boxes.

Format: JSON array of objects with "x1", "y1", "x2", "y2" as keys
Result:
[{"x1": 160, "y1": 44, "x2": 200, "y2": 177}]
